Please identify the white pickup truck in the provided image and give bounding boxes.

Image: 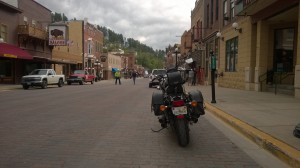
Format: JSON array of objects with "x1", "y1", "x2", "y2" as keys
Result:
[{"x1": 21, "y1": 69, "x2": 65, "y2": 89}]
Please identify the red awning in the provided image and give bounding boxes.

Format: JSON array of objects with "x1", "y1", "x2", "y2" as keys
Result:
[{"x1": 0, "y1": 43, "x2": 33, "y2": 60}]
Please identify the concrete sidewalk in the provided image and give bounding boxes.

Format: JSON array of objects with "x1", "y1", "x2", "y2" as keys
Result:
[
  {"x1": 0, "y1": 84, "x2": 22, "y2": 91},
  {"x1": 184, "y1": 84, "x2": 300, "y2": 168}
]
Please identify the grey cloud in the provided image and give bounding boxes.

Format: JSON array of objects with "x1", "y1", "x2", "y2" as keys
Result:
[{"x1": 35, "y1": 0, "x2": 191, "y2": 50}]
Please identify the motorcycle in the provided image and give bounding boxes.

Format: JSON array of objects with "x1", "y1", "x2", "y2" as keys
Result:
[{"x1": 151, "y1": 68, "x2": 205, "y2": 147}]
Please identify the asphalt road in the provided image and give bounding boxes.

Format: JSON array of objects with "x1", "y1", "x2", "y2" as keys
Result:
[{"x1": 0, "y1": 78, "x2": 286, "y2": 168}]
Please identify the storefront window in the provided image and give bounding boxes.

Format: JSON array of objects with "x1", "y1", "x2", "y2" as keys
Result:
[
  {"x1": 230, "y1": 0, "x2": 235, "y2": 20},
  {"x1": 274, "y1": 28, "x2": 294, "y2": 72},
  {"x1": 0, "y1": 60, "x2": 12, "y2": 77},
  {"x1": 225, "y1": 37, "x2": 238, "y2": 72},
  {"x1": 1, "y1": 24, "x2": 7, "y2": 42},
  {"x1": 223, "y1": 0, "x2": 228, "y2": 25}
]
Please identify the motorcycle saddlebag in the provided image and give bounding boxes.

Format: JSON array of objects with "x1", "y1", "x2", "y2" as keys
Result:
[
  {"x1": 151, "y1": 91, "x2": 164, "y2": 116},
  {"x1": 167, "y1": 71, "x2": 184, "y2": 86},
  {"x1": 189, "y1": 90, "x2": 205, "y2": 117}
]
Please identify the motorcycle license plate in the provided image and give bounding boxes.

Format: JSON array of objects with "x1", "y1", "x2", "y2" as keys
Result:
[{"x1": 172, "y1": 106, "x2": 187, "y2": 115}]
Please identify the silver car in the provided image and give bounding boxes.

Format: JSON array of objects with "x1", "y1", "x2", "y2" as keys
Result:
[{"x1": 149, "y1": 69, "x2": 166, "y2": 88}]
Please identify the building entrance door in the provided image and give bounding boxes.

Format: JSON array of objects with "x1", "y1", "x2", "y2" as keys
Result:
[{"x1": 273, "y1": 28, "x2": 295, "y2": 72}]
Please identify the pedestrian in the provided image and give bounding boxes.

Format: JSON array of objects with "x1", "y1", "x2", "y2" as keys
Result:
[
  {"x1": 114, "y1": 70, "x2": 121, "y2": 85},
  {"x1": 132, "y1": 70, "x2": 137, "y2": 85},
  {"x1": 192, "y1": 68, "x2": 197, "y2": 86},
  {"x1": 188, "y1": 69, "x2": 194, "y2": 86}
]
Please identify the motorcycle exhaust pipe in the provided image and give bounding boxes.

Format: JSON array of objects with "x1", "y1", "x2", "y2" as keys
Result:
[
  {"x1": 158, "y1": 116, "x2": 167, "y2": 128},
  {"x1": 158, "y1": 116, "x2": 165, "y2": 123}
]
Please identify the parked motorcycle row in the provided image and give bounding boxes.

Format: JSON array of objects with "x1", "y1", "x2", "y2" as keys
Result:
[{"x1": 150, "y1": 68, "x2": 205, "y2": 147}]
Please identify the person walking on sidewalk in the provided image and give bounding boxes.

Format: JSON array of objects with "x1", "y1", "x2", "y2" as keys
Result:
[
  {"x1": 131, "y1": 70, "x2": 137, "y2": 85},
  {"x1": 192, "y1": 68, "x2": 197, "y2": 86},
  {"x1": 188, "y1": 69, "x2": 194, "y2": 86},
  {"x1": 114, "y1": 70, "x2": 121, "y2": 85}
]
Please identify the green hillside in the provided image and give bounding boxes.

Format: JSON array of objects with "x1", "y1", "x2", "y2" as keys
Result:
[
  {"x1": 98, "y1": 26, "x2": 165, "y2": 70},
  {"x1": 51, "y1": 13, "x2": 165, "y2": 70}
]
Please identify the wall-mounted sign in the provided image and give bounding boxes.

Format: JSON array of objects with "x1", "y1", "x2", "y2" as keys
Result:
[
  {"x1": 48, "y1": 24, "x2": 68, "y2": 46},
  {"x1": 185, "y1": 58, "x2": 193, "y2": 64},
  {"x1": 211, "y1": 55, "x2": 216, "y2": 70}
]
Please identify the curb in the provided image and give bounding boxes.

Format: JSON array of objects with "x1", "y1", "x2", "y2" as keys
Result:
[
  {"x1": 0, "y1": 86, "x2": 20, "y2": 91},
  {"x1": 205, "y1": 102, "x2": 300, "y2": 168}
]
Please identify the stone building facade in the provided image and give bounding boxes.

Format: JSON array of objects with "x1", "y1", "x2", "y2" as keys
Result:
[
  {"x1": 217, "y1": 0, "x2": 300, "y2": 98},
  {"x1": 51, "y1": 20, "x2": 104, "y2": 78},
  {"x1": 51, "y1": 21, "x2": 83, "y2": 76},
  {"x1": 104, "y1": 53, "x2": 121, "y2": 80},
  {"x1": 188, "y1": 0, "x2": 300, "y2": 98}
]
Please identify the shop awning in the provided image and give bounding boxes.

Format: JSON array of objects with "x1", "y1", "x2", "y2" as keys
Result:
[{"x1": 0, "y1": 43, "x2": 33, "y2": 60}]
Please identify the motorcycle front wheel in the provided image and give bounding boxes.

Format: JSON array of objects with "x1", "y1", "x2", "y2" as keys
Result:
[{"x1": 175, "y1": 118, "x2": 189, "y2": 147}]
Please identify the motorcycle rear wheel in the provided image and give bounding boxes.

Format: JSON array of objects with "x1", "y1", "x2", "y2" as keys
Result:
[{"x1": 175, "y1": 118, "x2": 189, "y2": 147}]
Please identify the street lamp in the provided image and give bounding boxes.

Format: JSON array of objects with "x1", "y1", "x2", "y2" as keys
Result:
[
  {"x1": 232, "y1": 22, "x2": 242, "y2": 33},
  {"x1": 216, "y1": 31, "x2": 224, "y2": 41},
  {"x1": 100, "y1": 55, "x2": 107, "y2": 62},
  {"x1": 210, "y1": 50, "x2": 217, "y2": 103},
  {"x1": 99, "y1": 55, "x2": 107, "y2": 80},
  {"x1": 95, "y1": 59, "x2": 100, "y2": 81},
  {"x1": 172, "y1": 47, "x2": 181, "y2": 68}
]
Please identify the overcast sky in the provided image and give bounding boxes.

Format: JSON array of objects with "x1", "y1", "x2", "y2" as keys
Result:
[{"x1": 35, "y1": 0, "x2": 195, "y2": 51}]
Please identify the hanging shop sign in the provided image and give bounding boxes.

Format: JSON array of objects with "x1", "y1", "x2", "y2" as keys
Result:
[{"x1": 48, "y1": 24, "x2": 68, "y2": 46}]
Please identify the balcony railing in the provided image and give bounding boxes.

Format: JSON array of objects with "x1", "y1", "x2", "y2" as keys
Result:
[
  {"x1": 18, "y1": 25, "x2": 48, "y2": 40},
  {"x1": 236, "y1": 0, "x2": 257, "y2": 6},
  {"x1": 244, "y1": 0, "x2": 256, "y2": 6},
  {"x1": 235, "y1": 0, "x2": 258, "y2": 15}
]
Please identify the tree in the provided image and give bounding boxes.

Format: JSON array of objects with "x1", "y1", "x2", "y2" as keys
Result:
[
  {"x1": 97, "y1": 25, "x2": 166, "y2": 69},
  {"x1": 51, "y1": 12, "x2": 68, "y2": 22}
]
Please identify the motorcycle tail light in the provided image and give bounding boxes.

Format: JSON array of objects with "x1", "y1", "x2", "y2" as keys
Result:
[
  {"x1": 191, "y1": 101, "x2": 197, "y2": 107},
  {"x1": 160, "y1": 105, "x2": 166, "y2": 112},
  {"x1": 172, "y1": 100, "x2": 184, "y2": 107},
  {"x1": 176, "y1": 115, "x2": 185, "y2": 119}
]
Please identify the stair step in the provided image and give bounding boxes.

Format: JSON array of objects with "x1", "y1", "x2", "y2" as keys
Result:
[{"x1": 266, "y1": 84, "x2": 294, "y2": 95}]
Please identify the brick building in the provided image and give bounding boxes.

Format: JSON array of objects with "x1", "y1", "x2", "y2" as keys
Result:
[
  {"x1": 83, "y1": 19, "x2": 104, "y2": 76},
  {"x1": 0, "y1": 0, "x2": 52, "y2": 84}
]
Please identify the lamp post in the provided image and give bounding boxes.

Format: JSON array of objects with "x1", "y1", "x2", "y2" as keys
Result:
[
  {"x1": 216, "y1": 31, "x2": 224, "y2": 41},
  {"x1": 100, "y1": 55, "x2": 107, "y2": 62},
  {"x1": 232, "y1": 22, "x2": 242, "y2": 33},
  {"x1": 172, "y1": 47, "x2": 180, "y2": 68},
  {"x1": 100, "y1": 55, "x2": 107, "y2": 80},
  {"x1": 95, "y1": 59, "x2": 100, "y2": 81},
  {"x1": 210, "y1": 50, "x2": 217, "y2": 103},
  {"x1": 124, "y1": 57, "x2": 128, "y2": 78}
]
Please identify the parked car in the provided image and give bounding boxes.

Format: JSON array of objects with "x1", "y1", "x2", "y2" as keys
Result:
[
  {"x1": 67, "y1": 70, "x2": 95, "y2": 85},
  {"x1": 144, "y1": 70, "x2": 149, "y2": 78},
  {"x1": 21, "y1": 69, "x2": 65, "y2": 89},
  {"x1": 149, "y1": 69, "x2": 167, "y2": 88}
]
